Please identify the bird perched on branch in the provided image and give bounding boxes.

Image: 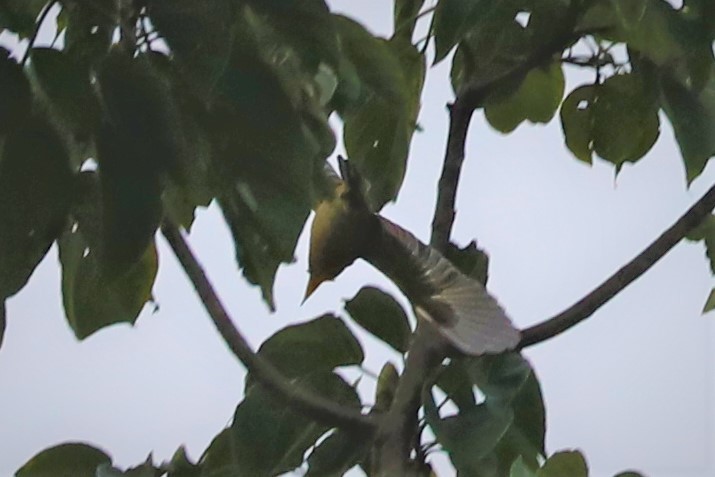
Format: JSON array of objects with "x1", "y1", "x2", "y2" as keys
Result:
[{"x1": 305, "y1": 157, "x2": 520, "y2": 356}]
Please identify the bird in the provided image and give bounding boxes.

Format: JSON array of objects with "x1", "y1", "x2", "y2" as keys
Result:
[{"x1": 305, "y1": 157, "x2": 520, "y2": 356}]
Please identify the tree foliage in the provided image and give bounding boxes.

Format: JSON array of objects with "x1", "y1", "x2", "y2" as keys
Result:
[{"x1": 1, "y1": 0, "x2": 714, "y2": 475}]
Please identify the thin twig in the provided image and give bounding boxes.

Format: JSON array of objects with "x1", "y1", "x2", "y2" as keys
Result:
[
  {"x1": 520, "y1": 182, "x2": 715, "y2": 348},
  {"x1": 160, "y1": 220, "x2": 376, "y2": 433},
  {"x1": 21, "y1": 0, "x2": 58, "y2": 65}
]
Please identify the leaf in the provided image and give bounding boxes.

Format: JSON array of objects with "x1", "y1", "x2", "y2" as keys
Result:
[
  {"x1": 15, "y1": 442, "x2": 111, "y2": 477},
  {"x1": 96, "y1": 51, "x2": 181, "y2": 276},
  {"x1": 375, "y1": 361, "x2": 400, "y2": 412},
  {"x1": 344, "y1": 286, "x2": 412, "y2": 353},
  {"x1": 0, "y1": 117, "x2": 73, "y2": 300},
  {"x1": 537, "y1": 450, "x2": 588, "y2": 477},
  {"x1": 393, "y1": 0, "x2": 426, "y2": 41},
  {"x1": 29, "y1": 47, "x2": 100, "y2": 141},
  {"x1": 0, "y1": 0, "x2": 47, "y2": 38},
  {"x1": 660, "y1": 72, "x2": 715, "y2": 183},
  {"x1": 445, "y1": 240, "x2": 490, "y2": 285},
  {"x1": 0, "y1": 47, "x2": 32, "y2": 134},
  {"x1": 59, "y1": 173, "x2": 158, "y2": 340},
  {"x1": 246, "y1": 0, "x2": 340, "y2": 70},
  {"x1": 166, "y1": 447, "x2": 200, "y2": 477},
  {"x1": 613, "y1": 472, "x2": 645, "y2": 477},
  {"x1": 436, "y1": 359, "x2": 477, "y2": 411},
  {"x1": 592, "y1": 73, "x2": 660, "y2": 170},
  {"x1": 147, "y1": 0, "x2": 235, "y2": 97},
  {"x1": 213, "y1": 42, "x2": 319, "y2": 309},
  {"x1": 61, "y1": 0, "x2": 115, "y2": 68},
  {"x1": 702, "y1": 288, "x2": 715, "y2": 313},
  {"x1": 338, "y1": 18, "x2": 425, "y2": 210},
  {"x1": 425, "y1": 390, "x2": 514, "y2": 476},
  {"x1": 432, "y1": 0, "x2": 517, "y2": 64},
  {"x1": 485, "y1": 61, "x2": 565, "y2": 133},
  {"x1": 560, "y1": 85, "x2": 597, "y2": 164},
  {"x1": 0, "y1": 301, "x2": 5, "y2": 350},
  {"x1": 253, "y1": 314, "x2": 364, "y2": 380},
  {"x1": 306, "y1": 430, "x2": 370, "y2": 476},
  {"x1": 510, "y1": 456, "x2": 538, "y2": 477},
  {"x1": 231, "y1": 372, "x2": 360, "y2": 476}
]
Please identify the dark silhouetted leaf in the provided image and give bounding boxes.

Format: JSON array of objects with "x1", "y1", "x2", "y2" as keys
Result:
[
  {"x1": 254, "y1": 314, "x2": 364, "y2": 379},
  {"x1": 62, "y1": 0, "x2": 115, "y2": 68},
  {"x1": 96, "y1": 51, "x2": 181, "y2": 276},
  {"x1": 614, "y1": 472, "x2": 645, "y2": 477},
  {"x1": 29, "y1": 47, "x2": 100, "y2": 140},
  {"x1": 560, "y1": 85, "x2": 597, "y2": 164},
  {"x1": 702, "y1": 288, "x2": 715, "y2": 313},
  {"x1": 375, "y1": 361, "x2": 400, "y2": 411},
  {"x1": 0, "y1": 117, "x2": 72, "y2": 300},
  {"x1": 147, "y1": 0, "x2": 235, "y2": 97},
  {"x1": 660, "y1": 72, "x2": 715, "y2": 183},
  {"x1": 0, "y1": 47, "x2": 31, "y2": 134},
  {"x1": 593, "y1": 73, "x2": 660, "y2": 170},
  {"x1": 345, "y1": 286, "x2": 412, "y2": 353},
  {"x1": 0, "y1": 0, "x2": 47, "y2": 38},
  {"x1": 213, "y1": 41, "x2": 319, "y2": 309},
  {"x1": 436, "y1": 359, "x2": 477, "y2": 411},
  {"x1": 166, "y1": 447, "x2": 200, "y2": 477},
  {"x1": 15, "y1": 442, "x2": 111, "y2": 477},
  {"x1": 306, "y1": 430, "x2": 369, "y2": 476},
  {"x1": 231, "y1": 372, "x2": 360, "y2": 476},
  {"x1": 485, "y1": 62, "x2": 565, "y2": 133},
  {"x1": 538, "y1": 451, "x2": 588, "y2": 477},
  {"x1": 393, "y1": 0, "x2": 426, "y2": 41}
]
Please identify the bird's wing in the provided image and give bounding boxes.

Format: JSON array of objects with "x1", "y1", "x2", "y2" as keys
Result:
[{"x1": 378, "y1": 218, "x2": 521, "y2": 355}]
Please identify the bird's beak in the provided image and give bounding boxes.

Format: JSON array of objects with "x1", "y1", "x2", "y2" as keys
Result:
[{"x1": 302, "y1": 275, "x2": 325, "y2": 304}]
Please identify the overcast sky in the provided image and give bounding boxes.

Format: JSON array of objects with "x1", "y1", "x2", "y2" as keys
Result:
[{"x1": 1, "y1": 2, "x2": 714, "y2": 476}]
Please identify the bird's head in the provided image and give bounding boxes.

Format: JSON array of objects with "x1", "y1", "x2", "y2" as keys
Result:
[{"x1": 304, "y1": 157, "x2": 377, "y2": 300}]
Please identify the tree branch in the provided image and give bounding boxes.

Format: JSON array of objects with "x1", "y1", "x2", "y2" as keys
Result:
[
  {"x1": 520, "y1": 182, "x2": 715, "y2": 348},
  {"x1": 160, "y1": 220, "x2": 376, "y2": 433},
  {"x1": 430, "y1": 103, "x2": 474, "y2": 252}
]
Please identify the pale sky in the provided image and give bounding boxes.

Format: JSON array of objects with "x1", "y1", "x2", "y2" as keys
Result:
[{"x1": 1, "y1": 2, "x2": 714, "y2": 476}]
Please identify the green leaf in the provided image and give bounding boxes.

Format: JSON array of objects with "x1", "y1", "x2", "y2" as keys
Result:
[
  {"x1": 166, "y1": 447, "x2": 200, "y2": 477},
  {"x1": 375, "y1": 362, "x2": 400, "y2": 411},
  {"x1": 0, "y1": 0, "x2": 47, "y2": 38},
  {"x1": 510, "y1": 456, "x2": 538, "y2": 477},
  {"x1": 231, "y1": 372, "x2": 360, "y2": 476},
  {"x1": 15, "y1": 442, "x2": 111, "y2": 477},
  {"x1": 0, "y1": 117, "x2": 73, "y2": 300},
  {"x1": 306, "y1": 430, "x2": 370, "y2": 476},
  {"x1": 147, "y1": 0, "x2": 235, "y2": 97},
  {"x1": 338, "y1": 18, "x2": 425, "y2": 210},
  {"x1": 702, "y1": 288, "x2": 715, "y2": 313},
  {"x1": 96, "y1": 51, "x2": 181, "y2": 276},
  {"x1": 660, "y1": 72, "x2": 715, "y2": 183},
  {"x1": 432, "y1": 0, "x2": 517, "y2": 64},
  {"x1": 592, "y1": 73, "x2": 660, "y2": 170},
  {"x1": 344, "y1": 286, "x2": 412, "y2": 353},
  {"x1": 59, "y1": 173, "x2": 158, "y2": 340},
  {"x1": 485, "y1": 62, "x2": 565, "y2": 133},
  {"x1": 425, "y1": 390, "x2": 514, "y2": 476},
  {"x1": 445, "y1": 241, "x2": 490, "y2": 285},
  {"x1": 196, "y1": 428, "x2": 236, "y2": 476},
  {"x1": 29, "y1": 47, "x2": 100, "y2": 141},
  {"x1": 436, "y1": 359, "x2": 477, "y2": 411},
  {"x1": 0, "y1": 47, "x2": 32, "y2": 134},
  {"x1": 560, "y1": 85, "x2": 597, "y2": 164},
  {"x1": 537, "y1": 451, "x2": 588, "y2": 477},
  {"x1": 613, "y1": 472, "x2": 645, "y2": 477},
  {"x1": 393, "y1": 0, "x2": 426, "y2": 41},
  {"x1": 245, "y1": 0, "x2": 340, "y2": 70},
  {"x1": 0, "y1": 301, "x2": 6, "y2": 350},
  {"x1": 254, "y1": 314, "x2": 364, "y2": 380},
  {"x1": 62, "y1": 0, "x2": 115, "y2": 68},
  {"x1": 213, "y1": 43, "x2": 318, "y2": 309}
]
